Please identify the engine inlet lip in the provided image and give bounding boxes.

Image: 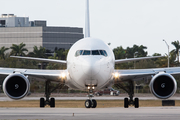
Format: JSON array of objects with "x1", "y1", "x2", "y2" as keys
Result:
[
  {"x1": 3, "y1": 74, "x2": 30, "y2": 100},
  {"x1": 150, "y1": 73, "x2": 177, "y2": 99}
]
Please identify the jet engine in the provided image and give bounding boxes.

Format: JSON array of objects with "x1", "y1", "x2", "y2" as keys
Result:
[
  {"x1": 149, "y1": 73, "x2": 177, "y2": 99},
  {"x1": 3, "y1": 74, "x2": 30, "y2": 100}
]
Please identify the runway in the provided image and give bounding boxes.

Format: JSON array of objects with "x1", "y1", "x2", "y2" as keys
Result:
[
  {"x1": 1, "y1": 93, "x2": 180, "y2": 101},
  {"x1": 1, "y1": 94, "x2": 180, "y2": 119},
  {"x1": 1, "y1": 96, "x2": 180, "y2": 101},
  {"x1": 0, "y1": 96, "x2": 159, "y2": 101},
  {"x1": 0, "y1": 107, "x2": 180, "y2": 120}
]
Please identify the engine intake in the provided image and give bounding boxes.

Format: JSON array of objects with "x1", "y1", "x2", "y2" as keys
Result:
[
  {"x1": 3, "y1": 74, "x2": 30, "y2": 100},
  {"x1": 149, "y1": 73, "x2": 177, "y2": 99}
]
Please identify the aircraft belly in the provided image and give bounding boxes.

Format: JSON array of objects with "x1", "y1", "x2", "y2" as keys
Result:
[
  {"x1": 67, "y1": 63, "x2": 87, "y2": 90},
  {"x1": 67, "y1": 57, "x2": 114, "y2": 90},
  {"x1": 95, "y1": 69, "x2": 113, "y2": 89}
]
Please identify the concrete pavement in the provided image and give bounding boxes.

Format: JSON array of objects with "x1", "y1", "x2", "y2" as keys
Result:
[{"x1": 0, "y1": 107, "x2": 180, "y2": 120}]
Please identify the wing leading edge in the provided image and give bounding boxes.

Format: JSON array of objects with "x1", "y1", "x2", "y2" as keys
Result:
[
  {"x1": 10, "y1": 56, "x2": 67, "y2": 64},
  {"x1": 115, "y1": 56, "x2": 164, "y2": 64},
  {"x1": 114, "y1": 67, "x2": 180, "y2": 81},
  {"x1": 0, "y1": 67, "x2": 67, "y2": 82}
]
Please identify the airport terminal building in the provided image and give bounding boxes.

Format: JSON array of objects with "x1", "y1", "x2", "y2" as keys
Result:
[{"x1": 0, "y1": 14, "x2": 84, "y2": 52}]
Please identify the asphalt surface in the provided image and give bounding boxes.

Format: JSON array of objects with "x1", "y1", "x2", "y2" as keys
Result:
[
  {"x1": 0, "y1": 96, "x2": 158, "y2": 101},
  {"x1": 0, "y1": 107, "x2": 180, "y2": 120},
  {"x1": 1, "y1": 94, "x2": 180, "y2": 119},
  {"x1": 1, "y1": 94, "x2": 180, "y2": 120},
  {"x1": 1, "y1": 96, "x2": 180, "y2": 101},
  {"x1": 1, "y1": 93, "x2": 180, "y2": 101}
]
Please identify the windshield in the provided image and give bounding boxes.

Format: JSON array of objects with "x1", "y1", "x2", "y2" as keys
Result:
[
  {"x1": 83, "y1": 50, "x2": 91, "y2": 55},
  {"x1": 75, "y1": 50, "x2": 108, "y2": 57},
  {"x1": 103, "y1": 50, "x2": 108, "y2": 57},
  {"x1": 92, "y1": 50, "x2": 100, "y2": 55},
  {"x1": 75, "y1": 50, "x2": 84, "y2": 57}
]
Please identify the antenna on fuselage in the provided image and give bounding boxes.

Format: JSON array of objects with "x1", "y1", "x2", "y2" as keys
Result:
[{"x1": 85, "y1": 0, "x2": 90, "y2": 38}]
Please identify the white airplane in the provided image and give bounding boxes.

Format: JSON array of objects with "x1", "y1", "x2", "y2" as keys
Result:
[{"x1": 0, "y1": 0, "x2": 179, "y2": 108}]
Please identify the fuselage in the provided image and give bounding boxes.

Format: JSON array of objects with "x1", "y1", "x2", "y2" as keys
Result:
[{"x1": 66, "y1": 37, "x2": 115, "y2": 90}]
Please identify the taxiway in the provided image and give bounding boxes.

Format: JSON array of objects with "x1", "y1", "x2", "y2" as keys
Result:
[
  {"x1": 0, "y1": 107, "x2": 180, "y2": 120},
  {"x1": 0, "y1": 96, "x2": 180, "y2": 101}
]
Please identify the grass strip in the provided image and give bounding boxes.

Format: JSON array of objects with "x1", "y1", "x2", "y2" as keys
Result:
[{"x1": 0, "y1": 100, "x2": 180, "y2": 108}]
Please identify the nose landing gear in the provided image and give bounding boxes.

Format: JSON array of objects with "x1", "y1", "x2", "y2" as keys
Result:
[{"x1": 85, "y1": 86, "x2": 97, "y2": 108}]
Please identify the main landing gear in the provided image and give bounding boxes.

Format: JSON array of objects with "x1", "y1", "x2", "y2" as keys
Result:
[
  {"x1": 40, "y1": 97, "x2": 55, "y2": 108},
  {"x1": 124, "y1": 97, "x2": 139, "y2": 108},
  {"x1": 40, "y1": 80, "x2": 64, "y2": 108},
  {"x1": 115, "y1": 81, "x2": 139, "y2": 108},
  {"x1": 85, "y1": 86, "x2": 97, "y2": 108}
]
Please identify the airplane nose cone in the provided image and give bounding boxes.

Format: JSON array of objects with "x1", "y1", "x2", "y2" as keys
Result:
[{"x1": 82, "y1": 57, "x2": 100, "y2": 77}]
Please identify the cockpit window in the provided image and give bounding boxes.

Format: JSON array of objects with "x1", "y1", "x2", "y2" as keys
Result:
[
  {"x1": 75, "y1": 50, "x2": 80, "y2": 57},
  {"x1": 92, "y1": 50, "x2": 100, "y2": 55},
  {"x1": 75, "y1": 50, "x2": 83, "y2": 57},
  {"x1": 83, "y1": 50, "x2": 91, "y2": 55},
  {"x1": 103, "y1": 50, "x2": 108, "y2": 57},
  {"x1": 80, "y1": 50, "x2": 83, "y2": 55},
  {"x1": 75, "y1": 50, "x2": 108, "y2": 57},
  {"x1": 99, "y1": 50, "x2": 105, "y2": 56}
]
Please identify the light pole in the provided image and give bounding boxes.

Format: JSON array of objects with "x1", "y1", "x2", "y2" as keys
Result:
[
  {"x1": 163, "y1": 39, "x2": 169, "y2": 68},
  {"x1": 134, "y1": 51, "x2": 138, "y2": 69}
]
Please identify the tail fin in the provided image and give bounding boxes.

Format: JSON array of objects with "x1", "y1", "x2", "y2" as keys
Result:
[{"x1": 85, "y1": 0, "x2": 90, "y2": 38}]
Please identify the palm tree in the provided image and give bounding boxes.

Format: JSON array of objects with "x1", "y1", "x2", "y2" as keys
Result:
[
  {"x1": 28, "y1": 46, "x2": 46, "y2": 58},
  {"x1": 55, "y1": 48, "x2": 69, "y2": 60},
  {"x1": 10, "y1": 42, "x2": 28, "y2": 56},
  {"x1": 28, "y1": 46, "x2": 47, "y2": 69},
  {"x1": 0, "y1": 46, "x2": 9, "y2": 59},
  {"x1": 55, "y1": 49, "x2": 64, "y2": 60},
  {"x1": 113, "y1": 46, "x2": 126, "y2": 59},
  {"x1": 126, "y1": 45, "x2": 147, "y2": 58},
  {"x1": 62, "y1": 49, "x2": 69, "y2": 60},
  {"x1": 171, "y1": 40, "x2": 180, "y2": 63}
]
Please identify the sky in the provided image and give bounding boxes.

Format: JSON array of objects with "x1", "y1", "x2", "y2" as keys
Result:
[{"x1": 1, "y1": 0, "x2": 180, "y2": 56}]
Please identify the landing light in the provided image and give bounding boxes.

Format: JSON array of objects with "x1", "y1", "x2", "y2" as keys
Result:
[
  {"x1": 114, "y1": 72, "x2": 120, "y2": 78},
  {"x1": 60, "y1": 72, "x2": 66, "y2": 79},
  {"x1": 88, "y1": 86, "x2": 91, "y2": 89}
]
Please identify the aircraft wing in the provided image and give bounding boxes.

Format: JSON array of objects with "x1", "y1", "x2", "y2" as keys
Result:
[
  {"x1": 0, "y1": 67, "x2": 67, "y2": 82},
  {"x1": 114, "y1": 67, "x2": 180, "y2": 81},
  {"x1": 10, "y1": 56, "x2": 67, "y2": 64},
  {"x1": 115, "y1": 56, "x2": 164, "y2": 64}
]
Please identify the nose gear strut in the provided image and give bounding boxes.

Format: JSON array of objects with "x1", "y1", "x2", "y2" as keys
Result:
[{"x1": 85, "y1": 86, "x2": 97, "y2": 108}]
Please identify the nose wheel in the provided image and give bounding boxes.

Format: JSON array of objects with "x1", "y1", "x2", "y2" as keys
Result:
[
  {"x1": 85, "y1": 100, "x2": 91, "y2": 108},
  {"x1": 85, "y1": 99, "x2": 97, "y2": 108},
  {"x1": 92, "y1": 99, "x2": 97, "y2": 108}
]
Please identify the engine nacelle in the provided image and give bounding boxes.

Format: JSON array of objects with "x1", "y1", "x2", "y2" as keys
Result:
[
  {"x1": 149, "y1": 73, "x2": 177, "y2": 99},
  {"x1": 3, "y1": 74, "x2": 30, "y2": 100}
]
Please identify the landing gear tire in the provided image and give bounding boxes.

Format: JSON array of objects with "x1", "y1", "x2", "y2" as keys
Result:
[
  {"x1": 91, "y1": 99, "x2": 97, "y2": 108},
  {"x1": 134, "y1": 98, "x2": 139, "y2": 108},
  {"x1": 50, "y1": 98, "x2": 55, "y2": 108},
  {"x1": 40, "y1": 98, "x2": 45, "y2": 108},
  {"x1": 124, "y1": 98, "x2": 129, "y2": 108},
  {"x1": 85, "y1": 100, "x2": 92, "y2": 108}
]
